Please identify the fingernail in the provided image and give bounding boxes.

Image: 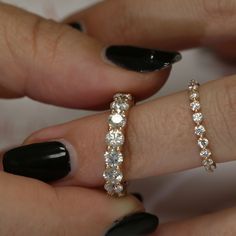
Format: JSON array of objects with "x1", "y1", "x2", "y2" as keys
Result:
[
  {"x1": 69, "y1": 22, "x2": 83, "y2": 32},
  {"x1": 105, "y1": 45, "x2": 181, "y2": 72},
  {"x1": 132, "y1": 193, "x2": 143, "y2": 202},
  {"x1": 3, "y1": 141, "x2": 71, "y2": 182},
  {"x1": 105, "y1": 212, "x2": 159, "y2": 236}
]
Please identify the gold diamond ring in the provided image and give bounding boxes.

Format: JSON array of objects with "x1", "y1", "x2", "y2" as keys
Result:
[
  {"x1": 188, "y1": 80, "x2": 216, "y2": 172},
  {"x1": 103, "y1": 93, "x2": 134, "y2": 197}
]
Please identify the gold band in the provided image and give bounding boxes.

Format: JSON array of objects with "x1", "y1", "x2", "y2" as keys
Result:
[
  {"x1": 103, "y1": 93, "x2": 134, "y2": 196},
  {"x1": 188, "y1": 80, "x2": 216, "y2": 172}
]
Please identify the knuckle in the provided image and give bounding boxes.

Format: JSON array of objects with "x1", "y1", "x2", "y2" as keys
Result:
[
  {"x1": 29, "y1": 18, "x2": 71, "y2": 65},
  {"x1": 202, "y1": 0, "x2": 236, "y2": 19},
  {"x1": 212, "y1": 76, "x2": 236, "y2": 150}
]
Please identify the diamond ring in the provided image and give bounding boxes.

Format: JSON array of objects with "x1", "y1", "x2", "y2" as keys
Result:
[
  {"x1": 103, "y1": 93, "x2": 134, "y2": 196},
  {"x1": 188, "y1": 80, "x2": 216, "y2": 172}
]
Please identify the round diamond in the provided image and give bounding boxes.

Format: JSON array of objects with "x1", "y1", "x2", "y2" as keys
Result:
[
  {"x1": 193, "y1": 112, "x2": 203, "y2": 123},
  {"x1": 202, "y1": 158, "x2": 216, "y2": 172},
  {"x1": 195, "y1": 125, "x2": 206, "y2": 136},
  {"x1": 104, "y1": 150, "x2": 123, "y2": 167},
  {"x1": 104, "y1": 182, "x2": 114, "y2": 195},
  {"x1": 200, "y1": 149, "x2": 212, "y2": 158},
  {"x1": 104, "y1": 182, "x2": 124, "y2": 195},
  {"x1": 189, "y1": 92, "x2": 199, "y2": 100},
  {"x1": 114, "y1": 184, "x2": 124, "y2": 194},
  {"x1": 106, "y1": 130, "x2": 124, "y2": 147},
  {"x1": 103, "y1": 168, "x2": 123, "y2": 183},
  {"x1": 190, "y1": 101, "x2": 201, "y2": 111},
  {"x1": 114, "y1": 93, "x2": 132, "y2": 101},
  {"x1": 111, "y1": 101, "x2": 129, "y2": 113},
  {"x1": 198, "y1": 138, "x2": 209, "y2": 149},
  {"x1": 188, "y1": 80, "x2": 199, "y2": 91},
  {"x1": 109, "y1": 114, "x2": 126, "y2": 128}
]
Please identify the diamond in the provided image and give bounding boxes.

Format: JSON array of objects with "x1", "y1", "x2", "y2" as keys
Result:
[
  {"x1": 104, "y1": 150, "x2": 123, "y2": 167},
  {"x1": 188, "y1": 80, "x2": 199, "y2": 91},
  {"x1": 198, "y1": 138, "x2": 209, "y2": 149},
  {"x1": 103, "y1": 168, "x2": 123, "y2": 183},
  {"x1": 109, "y1": 113, "x2": 126, "y2": 128},
  {"x1": 190, "y1": 101, "x2": 201, "y2": 111},
  {"x1": 104, "y1": 182, "x2": 124, "y2": 195},
  {"x1": 189, "y1": 92, "x2": 199, "y2": 100},
  {"x1": 111, "y1": 101, "x2": 129, "y2": 113},
  {"x1": 200, "y1": 149, "x2": 212, "y2": 158},
  {"x1": 114, "y1": 93, "x2": 132, "y2": 101},
  {"x1": 202, "y1": 158, "x2": 216, "y2": 172},
  {"x1": 195, "y1": 125, "x2": 206, "y2": 136},
  {"x1": 193, "y1": 112, "x2": 203, "y2": 123},
  {"x1": 106, "y1": 130, "x2": 124, "y2": 147},
  {"x1": 114, "y1": 184, "x2": 124, "y2": 194}
]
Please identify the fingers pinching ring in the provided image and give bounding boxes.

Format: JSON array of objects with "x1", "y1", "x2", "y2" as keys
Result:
[{"x1": 103, "y1": 93, "x2": 134, "y2": 197}]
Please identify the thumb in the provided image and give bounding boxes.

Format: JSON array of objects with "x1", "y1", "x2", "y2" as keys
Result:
[{"x1": 0, "y1": 3, "x2": 181, "y2": 109}]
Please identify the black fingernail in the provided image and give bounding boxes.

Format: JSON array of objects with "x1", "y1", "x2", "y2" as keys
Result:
[
  {"x1": 3, "y1": 141, "x2": 71, "y2": 182},
  {"x1": 69, "y1": 22, "x2": 83, "y2": 31},
  {"x1": 105, "y1": 45, "x2": 181, "y2": 72},
  {"x1": 132, "y1": 193, "x2": 143, "y2": 202},
  {"x1": 105, "y1": 212, "x2": 159, "y2": 236}
]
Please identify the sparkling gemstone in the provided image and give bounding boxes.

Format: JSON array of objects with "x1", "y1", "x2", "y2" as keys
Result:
[
  {"x1": 195, "y1": 125, "x2": 206, "y2": 136},
  {"x1": 114, "y1": 93, "x2": 132, "y2": 101},
  {"x1": 104, "y1": 150, "x2": 123, "y2": 167},
  {"x1": 193, "y1": 112, "x2": 203, "y2": 123},
  {"x1": 198, "y1": 138, "x2": 209, "y2": 149},
  {"x1": 190, "y1": 101, "x2": 201, "y2": 111},
  {"x1": 111, "y1": 101, "x2": 129, "y2": 113},
  {"x1": 200, "y1": 149, "x2": 212, "y2": 158},
  {"x1": 114, "y1": 184, "x2": 124, "y2": 194},
  {"x1": 106, "y1": 130, "x2": 124, "y2": 147},
  {"x1": 188, "y1": 80, "x2": 199, "y2": 91},
  {"x1": 104, "y1": 182, "x2": 114, "y2": 194},
  {"x1": 103, "y1": 168, "x2": 123, "y2": 183},
  {"x1": 109, "y1": 113, "x2": 126, "y2": 128},
  {"x1": 189, "y1": 92, "x2": 199, "y2": 100},
  {"x1": 202, "y1": 158, "x2": 216, "y2": 172},
  {"x1": 104, "y1": 182, "x2": 124, "y2": 195}
]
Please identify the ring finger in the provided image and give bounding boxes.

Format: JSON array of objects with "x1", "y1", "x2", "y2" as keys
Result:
[{"x1": 2, "y1": 75, "x2": 236, "y2": 187}]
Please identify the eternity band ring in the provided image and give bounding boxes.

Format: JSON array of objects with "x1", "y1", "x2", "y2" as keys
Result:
[
  {"x1": 188, "y1": 80, "x2": 217, "y2": 172},
  {"x1": 103, "y1": 93, "x2": 134, "y2": 197}
]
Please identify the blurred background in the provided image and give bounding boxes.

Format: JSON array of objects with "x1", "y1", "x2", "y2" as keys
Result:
[{"x1": 1, "y1": 0, "x2": 236, "y2": 223}]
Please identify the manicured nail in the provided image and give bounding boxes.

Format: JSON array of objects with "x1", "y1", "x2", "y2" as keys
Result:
[
  {"x1": 105, "y1": 212, "x2": 159, "y2": 236},
  {"x1": 3, "y1": 141, "x2": 71, "y2": 182},
  {"x1": 69, "y1": 22, "x2": 83, "y2": 31},
  {"x1": 132, "y1": 193, "x2": 143, "y2": 202},
  {"x1": 105, "y1": 45, "x2": 181, "y2": 72}
]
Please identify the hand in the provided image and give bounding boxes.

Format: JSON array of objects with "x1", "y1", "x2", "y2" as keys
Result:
[
  {"x1": 0, "y1": 2, "x2": 182, "y2": 235},
  {"x1": 3, "y1": 0, "x2": 235, "y2": 235}
]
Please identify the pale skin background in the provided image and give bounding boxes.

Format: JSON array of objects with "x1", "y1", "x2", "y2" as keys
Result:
[{"x1": 1, "y1": 0, "x2": 236, "y2": 223}]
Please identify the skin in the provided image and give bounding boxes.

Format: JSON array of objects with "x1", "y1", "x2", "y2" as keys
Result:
[{"x1": 0, "y1": 0, "x2": 236, "y2": 235}]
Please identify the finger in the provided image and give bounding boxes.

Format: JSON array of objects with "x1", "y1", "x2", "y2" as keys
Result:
[
  {"x1": 0, "y1": 3, "x2": 181, "y2": 109},
  {"x1": 155, "y1": 206, "x2": 236, "y2": 236},
  {"x1": 0, "y1": 171, "x2": 159, "y2": 236},
  {"x1": 65, "y1": 0, "x2": 236, "y2": 50},
  {"x1": 3, "y1": 75, "x2": 236, "y2": 186}
]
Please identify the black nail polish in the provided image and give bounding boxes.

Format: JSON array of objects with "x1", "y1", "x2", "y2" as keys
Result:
[
  {"x1": 3, "y1": 142, "x2": 71, "y2": 182},
  {"x1": 69, "y1": 22, "x2": 83, "y2": 31},
  {"x1": 132, "y1": 193, "x2": 143, "y2": 202},
  {"x1": 105, "y1": 212, "x2": 159, "y2": 236},
  {"x1": 105, "y1": 45, "x2": 181, "y2": 72}
]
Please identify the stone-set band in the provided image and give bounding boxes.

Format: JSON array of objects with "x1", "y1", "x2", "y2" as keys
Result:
[
  {"x1": 188, "y1": 80, "x2": 216, "y2": 172},
  {"x1": 103, "y1": 93, "x2": 134, "y2": 196}
]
